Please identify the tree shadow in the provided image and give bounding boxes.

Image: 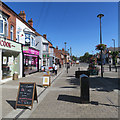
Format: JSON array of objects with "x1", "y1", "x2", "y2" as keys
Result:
[
  {"x1": 89, "y1": 77, "x2": 119, "y2": 92},
  {"x1": 66, "y1": 77, "x2": 80, "y2": 86},
  {"x1": 66, "y1": 75, "x2": 119, "y2": 92},
  {"x1": 6, "y1": 100, "x2": 30, "y2": 110}
]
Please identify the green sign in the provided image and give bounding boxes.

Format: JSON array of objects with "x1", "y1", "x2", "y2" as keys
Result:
[
  {"x1": 47, "y1": 55, "x2": 49, "y2": 58},
  {"x1": 43, "y1": 55, "x2": 46, "y2": 57}
]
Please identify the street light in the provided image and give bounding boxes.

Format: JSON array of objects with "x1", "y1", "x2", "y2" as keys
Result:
[
  {"x1": 97, "y1": 14, "x2": 104, "y2": 78},
  {"x1": 112, "y1": 39, "x2": 117, "y2": 71},
  {"x1": 64, "y1": 42, "x2": 67, "y2": 67}
]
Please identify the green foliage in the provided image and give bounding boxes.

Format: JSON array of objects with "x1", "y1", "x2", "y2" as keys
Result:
[
  {"x1": 72, "y1": 55, "x2": 77, "y2": 61},
  {"x1": 79, "y1": 52, "x2": 93, "y2": 63}
]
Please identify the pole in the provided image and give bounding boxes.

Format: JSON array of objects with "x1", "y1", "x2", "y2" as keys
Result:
[
  {"x1": 100, "y1": 17, "x2": 103, "y2": 78},
  {"x1": 64, "y1": 42, "x2": 66, "y2": 68}
]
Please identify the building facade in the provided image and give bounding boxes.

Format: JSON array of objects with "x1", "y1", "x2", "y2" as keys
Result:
[{"x1": 0, "y1": 2, "x2": 22, "y2": 82}]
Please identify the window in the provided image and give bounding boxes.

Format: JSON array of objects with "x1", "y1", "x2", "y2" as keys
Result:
[
  {"x1": 0, "y1": 14, "x2": 8, "y2": 36},
  {"x1": 0, "y1": 20, "x2": 3, "y2": 34},
  {"x1": 43, "y1": 44, "x2": 48, "y2": 52},
  {"x1": 17, "y1": 34, "x2": 19, "y2": 42},
  {"x1": 31, "y1": 37, "x2": 34, "y2": 47},
  {"x1": 10, "y1": 25, "x2": 14, "y2": 40}
]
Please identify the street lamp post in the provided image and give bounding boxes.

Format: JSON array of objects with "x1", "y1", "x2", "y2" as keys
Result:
[
  {"x1": 97, "y1": 14, "x2": 104, "y2": 78},
  {"x1": 64, "y1": 42, "x2": 67, "y2": 67},
  {"x1": 112, "y1": 39, "x2": 115, "y2": 52},
  {"x1": 112, "y1": 39, "x2": 117, "y2": 72}
]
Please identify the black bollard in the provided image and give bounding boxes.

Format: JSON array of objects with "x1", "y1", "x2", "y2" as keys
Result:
[
  {"x1": 80, "y1": 74, "x2": 89, "y2": 103},
  {"x1": 115, "y1": 65, "x2": 117, "y2": 72},
  {"x1": 109, "y1": 65, "x2": 111, "y2": 71}
]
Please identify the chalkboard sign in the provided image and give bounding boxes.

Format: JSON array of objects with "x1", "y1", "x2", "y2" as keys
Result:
[{"x1": 15, "y1": 82, "x2": 38, "y2": 110}]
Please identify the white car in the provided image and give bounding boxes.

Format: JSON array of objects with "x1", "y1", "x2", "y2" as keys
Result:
[{"x1": 76, "y1": 60, "x2": 79, "y2": 64}]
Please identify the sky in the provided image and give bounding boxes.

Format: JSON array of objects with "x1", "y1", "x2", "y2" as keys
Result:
[{"x1": 4, "y1": 2, "x2": 118, "y2": 57}]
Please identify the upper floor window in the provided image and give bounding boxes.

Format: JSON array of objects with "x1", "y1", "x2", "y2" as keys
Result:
[
  {"x1": 0, "y1": 14, "x2": 8, "y2": 36},
  {"x1": 10, "y1": 25, "x2": 14, "y2": 40},
  {"x1": 43, "y1": 44, "x2": 48, "y2": 52},
  {"x1": 31, "y1": 37, "x2": 35, "y2": 47}
]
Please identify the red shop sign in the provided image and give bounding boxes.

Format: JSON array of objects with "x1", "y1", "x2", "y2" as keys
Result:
[{"x1": 0, "y1": 40, "x2": 11, "y2": 48}]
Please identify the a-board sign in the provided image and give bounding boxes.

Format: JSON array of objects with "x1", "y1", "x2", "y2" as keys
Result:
[
  {"x1": 43, "y1": 75, "x2": 51, "y2": 86},
  {"x1": 15, "y1": 82, "x2": 38, "y2": 110}
]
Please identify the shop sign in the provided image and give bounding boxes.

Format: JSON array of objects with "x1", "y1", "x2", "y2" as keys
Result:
[
  {"x1": 0, "y1": 38, "x2": 21, "y2": 52},
  {"x1": 23, "y1": 46, "x2": 39, "y2": 55},
  {"x1": 47, "y1": 55, "x2": 49, "y2": 58},
  {"x1": 43, "y1": 55, "x2": 46, "y2": 58}
]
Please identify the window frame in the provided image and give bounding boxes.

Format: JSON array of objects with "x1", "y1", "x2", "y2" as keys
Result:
[{"x1": 10, "y1": 25, "x2": 14, "y2": 40}]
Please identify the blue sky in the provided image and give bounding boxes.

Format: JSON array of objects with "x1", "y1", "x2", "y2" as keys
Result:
[{"x1": 5, "y1": 2, "x2": 118, "y2": 56}]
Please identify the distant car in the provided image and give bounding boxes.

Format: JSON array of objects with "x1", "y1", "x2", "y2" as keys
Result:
[{"x1": 76, "y1": 60, "x2": 79, "y2": 64}]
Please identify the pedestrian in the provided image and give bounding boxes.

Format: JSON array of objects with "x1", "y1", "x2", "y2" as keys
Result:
[
  {"x1": 54, "y1": 63, "x2": 58, "y2": 75},
  {"x1": 67, "y1": 63, "x2": 69, "y2": 73},
  {"x1": 53, "y1": 62, "x2": 55, "y2": 73}
]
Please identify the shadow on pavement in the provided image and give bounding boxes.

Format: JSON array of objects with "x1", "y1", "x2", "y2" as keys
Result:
[
  {"x1": 57, "y1": 94, "x2": 80, "y2": 104},
  {"x1": 36, "y1": 84, "x2": 43, "y2": 88},
  {"x1": 57, "y1": 95, "x2": 120, "y2": 108},
  {"x1": 6, "y1": 100, "x2": 30, "y2": 110},
  {"x1": 60, "y1": 86, "x2": 77, "y2": 88},
  {"x1": 66, "y1": 78, "x2": 80, "y2": 86},
  {"x1": 89, "y1": 77, "x2": 119, "y2": 92},
  {"x1": 66, "y1": 75, "x2": 119, "y2": 92}
]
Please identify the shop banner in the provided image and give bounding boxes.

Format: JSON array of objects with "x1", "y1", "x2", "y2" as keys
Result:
[
  {"x1": 23, "y1": 46, "x2": 39, "y2": 55},
  {"x1": 0, "y1": 38, "x2": 21, "y2": 52}
]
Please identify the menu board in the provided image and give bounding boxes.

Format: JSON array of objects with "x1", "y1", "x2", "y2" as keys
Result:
[{"x1": 15, "y1": 82, "x2": 38, "y2": 109}]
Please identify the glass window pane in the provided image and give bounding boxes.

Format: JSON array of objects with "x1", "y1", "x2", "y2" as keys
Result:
[{"x1": 0, "y1": 20, "x2": 3, "y2": 33}]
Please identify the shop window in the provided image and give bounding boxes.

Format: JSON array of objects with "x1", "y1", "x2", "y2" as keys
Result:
[{"x1": 10, "y1": 25, "x2": 14, "y2": 40}]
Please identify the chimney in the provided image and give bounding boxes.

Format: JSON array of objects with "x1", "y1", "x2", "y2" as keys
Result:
[
  {"x1": 43, "y1": 34, "x2": 47, "y2": 39},
  {"x1": 19, "y1": 11, "x2": 26, "y2": 21},
  {"x1": 56, "y1": 46, "x2": 58, "y2": 49},
  {"x1": 28, "y1": 18, "x2": 33, "y2": 27}
]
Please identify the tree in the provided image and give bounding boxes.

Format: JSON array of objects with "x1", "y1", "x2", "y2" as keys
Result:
[{"x1": 79, "y1": 52, "x2": 93, "y2": 63}]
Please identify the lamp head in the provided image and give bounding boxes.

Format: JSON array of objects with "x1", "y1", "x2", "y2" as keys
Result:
[{"x1": 97, "y1": 14, "x2": 104, "y2": 18}]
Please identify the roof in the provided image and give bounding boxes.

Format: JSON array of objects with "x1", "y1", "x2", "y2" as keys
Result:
[{"x1": 108, "y1": 47, "x2": 120, "y2": 52}]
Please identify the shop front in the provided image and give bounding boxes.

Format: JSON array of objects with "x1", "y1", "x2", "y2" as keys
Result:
[
  {"x1": 23, "y1": 46, "x2": 39, "y2": 76},
  {"x1": 0, "y1": 38, "x2": 22, "y2": 82}
]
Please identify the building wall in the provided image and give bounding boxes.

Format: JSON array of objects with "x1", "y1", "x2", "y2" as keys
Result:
[
  {"x1": 16, "y1": 18, "x2": 36, "y2": 47},
  {"x1": 0, "y1": 3, "x2": 16, "y2": 41}
]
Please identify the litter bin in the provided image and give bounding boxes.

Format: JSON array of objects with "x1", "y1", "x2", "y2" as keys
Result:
[
  {"x1": 13, "y1": 73, "x2": 18, "y2": 80},
  {"x1": 80, "y1": 74, "x2": 89, "y2": 103},
  {"x1": 75, "y1": 71, "x2": 89, "y2": 78}
]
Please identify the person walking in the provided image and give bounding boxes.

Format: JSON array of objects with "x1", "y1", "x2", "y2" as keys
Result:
[
  {"x1": 53, "y1": 62, "x2": 55, "y2": 73},
  {"x1": 54, "y1": 63, "x2": 58, "y2": 75}
]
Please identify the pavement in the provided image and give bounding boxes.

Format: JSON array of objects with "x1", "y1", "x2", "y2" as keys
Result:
[{"x1": 0, "y1": 63, "x2": 119, "y2": 119}]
